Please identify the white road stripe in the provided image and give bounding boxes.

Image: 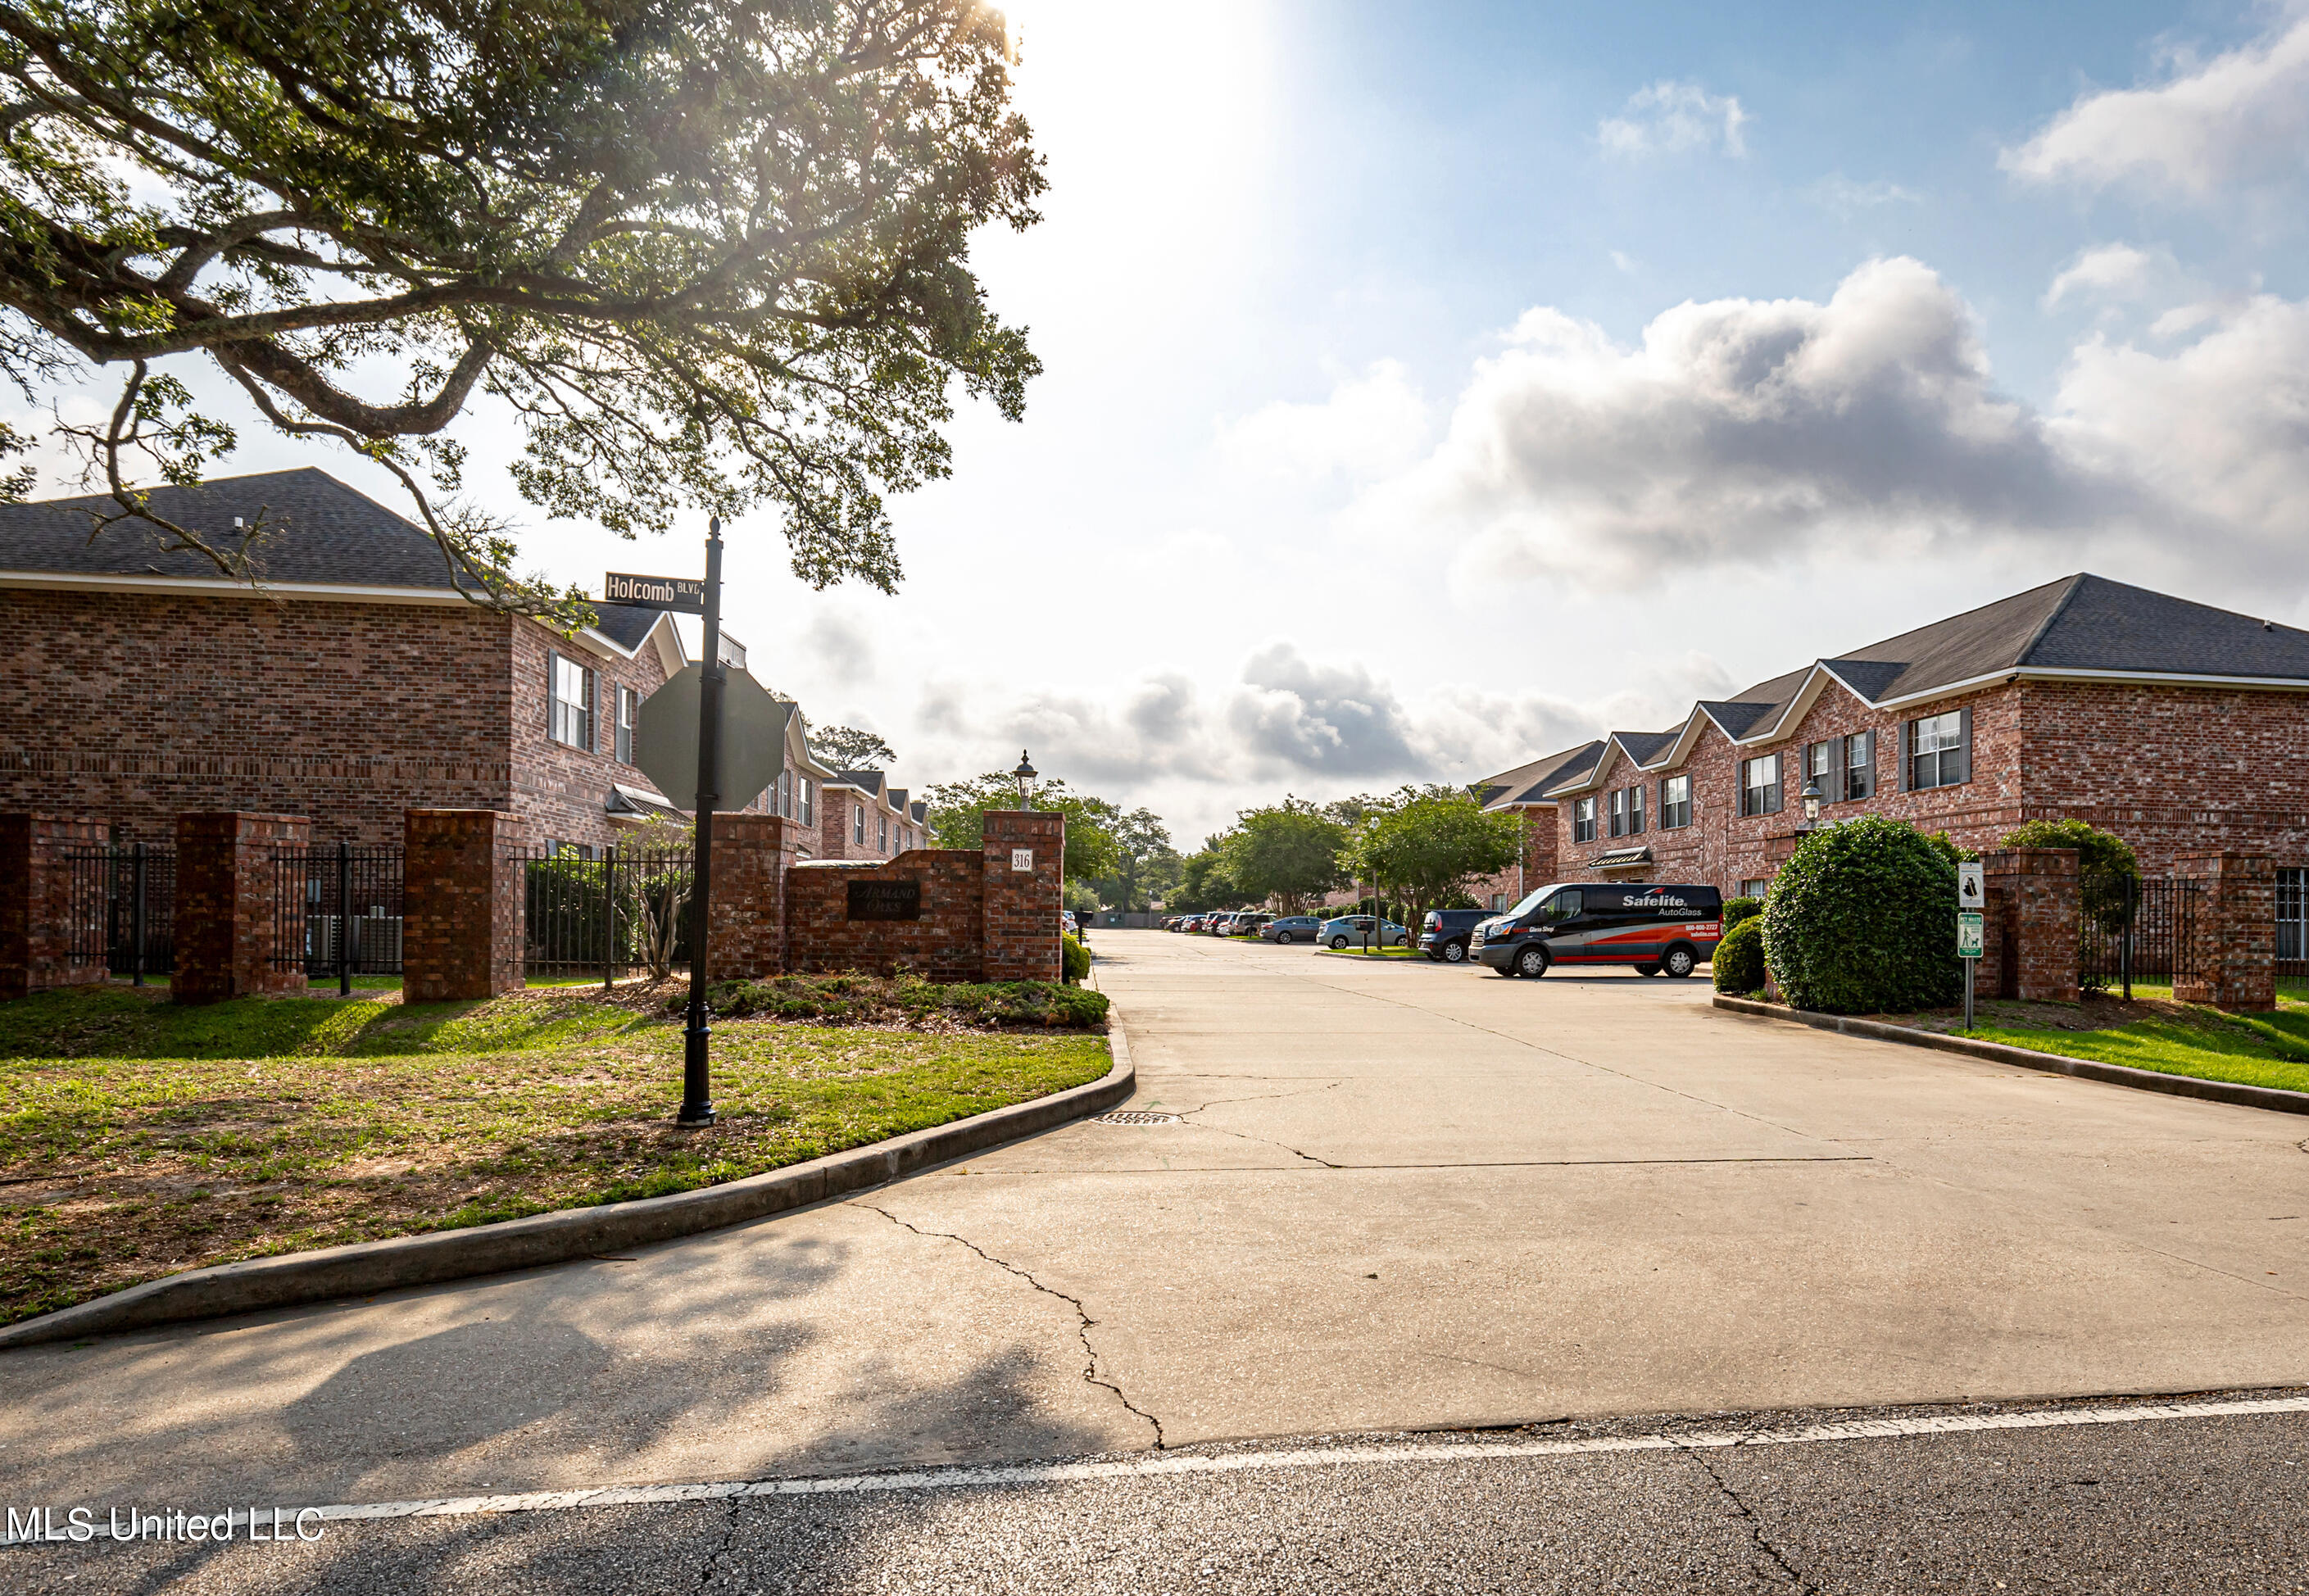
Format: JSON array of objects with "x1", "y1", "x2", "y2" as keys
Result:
[{"x1": 19, "y1": 1393, "x2": 2303, "y2": 1543}]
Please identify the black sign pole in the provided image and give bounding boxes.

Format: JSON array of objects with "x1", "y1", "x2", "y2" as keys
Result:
[{"x1": 678, "y1": 519, "x2": 726, "y2": 1127}]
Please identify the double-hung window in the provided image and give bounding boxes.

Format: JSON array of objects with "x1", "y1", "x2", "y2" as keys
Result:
[
  {"x1": 878, "y1": 813, "x2": 889, "y2": 854},
  {"x1": 548, "y1": 651, "x2": 595, "y2": 750},
  {"x1": 614, "y1": 686, "x2": 637, "y2": 763},
  {"x1": 1659, "y1": 774, "x2": 1692, "y2": 829},
  {"x1": 1844, "y1": 731, "x2": 1875, "y2": 800},
  {"x1": 1740, "y1": 753, "x2": 1782, "y2": 817},
  {"x1": 1608, "y1": 788, "x2": 1630, "y2": 837},
  {"x1": 1906, "y1": 710, "x2": 1970, "y2": 791},
  {"x1": 1572, "y1": 796, "x2": 1597, "y2": 843},
  {"x1": 800, "y1": 778, "x2": 814, "y2": 827},
  {"x1": 854, "y1": 804, "x2": 866, "y2": 846},
  {"x1": 1804, "y1": 740, "x2": 1834, "y2": 801}
]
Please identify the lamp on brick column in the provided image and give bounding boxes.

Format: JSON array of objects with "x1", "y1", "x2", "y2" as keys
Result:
[
  {"x1": 1013, "y1": 750, "x2": 1037, "y2": 809},
  {"x1": 1800, "y1": 779, "x2": 1824, "y2": 828}
]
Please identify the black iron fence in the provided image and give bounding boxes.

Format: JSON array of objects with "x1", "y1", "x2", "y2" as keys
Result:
[
  {"x1": 2080, "y1": 873, "x2": 2201, "y2": 999},
  {"x1": 269, "y1": 841, "x2": 406, "y2": 991},
  {"x1": 63, "y1": 842, "x2": 176, "y2": 981},
  {"x1": 514, "y1": 846, "x2": 694, "y2": 986}
]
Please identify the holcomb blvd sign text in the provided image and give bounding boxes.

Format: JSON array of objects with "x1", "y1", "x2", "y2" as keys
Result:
[{"x1": 603, "y1": 571, "x2": 706, "y2": 614}]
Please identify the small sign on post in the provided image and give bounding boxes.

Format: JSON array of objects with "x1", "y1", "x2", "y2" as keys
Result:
[
  {"x1": 1957, "y1": 862, "x2": 1985, "y2": 908},
  {"x1": 601, "y1": 571, "x2": 707, "y2": 614},
  {"x1": 1957, "y1": 907, "x2": 1985, "y2": 1029}
]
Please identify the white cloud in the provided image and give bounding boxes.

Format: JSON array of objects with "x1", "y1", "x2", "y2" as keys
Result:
[
  {"x1": 1215, "y1": 360, "x2": 1430, "y2": 483},
  {"x1": 1598, "y1": 80, "x2": 1750, "y2": 160},
  {"x1": 1365, "y1": 257, "x2": 2122, "y2": 587},
  {"x1": 2043, "y1": 243, "x2": 2165, "y2": 308},
  {"x1": 1809, "y1": 175, "x2": 1922, "y2": 212},
  {"x1": 2003, "y1": 15, "x2": 2309, "y2": 197}
]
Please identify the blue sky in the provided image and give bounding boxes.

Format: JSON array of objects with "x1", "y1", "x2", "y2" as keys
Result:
[{"x1": 29, "y1": 1, "x2": 2309, "y2": 847}]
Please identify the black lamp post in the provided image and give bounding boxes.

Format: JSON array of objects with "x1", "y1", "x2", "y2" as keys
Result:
[
  {"x1": 1800, "y1": 779, "x2": 1824, "y2": 827},
  {"x1": 1013, "y1": 750, "x2": 1037, "y2": 809}
]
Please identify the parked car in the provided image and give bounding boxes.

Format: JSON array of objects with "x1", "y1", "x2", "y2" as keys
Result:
[
  {"x1": 1232, "y1": 912, "x2": 1276, "y2": 937},
  {"x1": 1318, "y1": 914, "x2": 1410, "y2": 950},
  {"x1": 1418, "y1": 909, "x2": 1496, "y2": 963},
  {"x1": 1471, "y1": 882, "x2": 1722, "y2": 979},
  {"x1": 1179, "y1": 914, "x2": 1206, "y2": 932},
  {"x1": 1261, "y1": 915, "x2": 1324, "y2": 945}
]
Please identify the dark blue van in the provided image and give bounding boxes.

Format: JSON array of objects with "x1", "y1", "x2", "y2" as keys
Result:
[{"x1": 1471, "y1": 883, "x2": 1722, "y2": 979}]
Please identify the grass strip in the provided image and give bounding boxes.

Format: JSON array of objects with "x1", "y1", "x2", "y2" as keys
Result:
[
  {"x1": 0, "y1": 986, "x2": 1109, "y2": 1326},
  {"x1": 1966, "y1": 1004, "x2": 2309, "y2": 1095}
]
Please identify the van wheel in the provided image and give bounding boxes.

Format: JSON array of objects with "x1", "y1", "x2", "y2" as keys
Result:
[
  {"x1": 1514, "y1": 945, "x2": 1549, "y2": 979},
  {"x1": 1444, "y1": 941, "x2": 1467, "y2": 963},
  {"x1": 1635, "y1": 963, "x2": 1660, "y2": 977},
  {"x1": 1662, "y1": 945, "x2": 1697, "y2": 979},
  {"x1": 1329, "y1": 935, "x2": 1349, "y2": 950}
]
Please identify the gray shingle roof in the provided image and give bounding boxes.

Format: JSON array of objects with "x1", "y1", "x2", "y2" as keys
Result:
[
  {"x1": 836, "y1": 769, "x2": 886, "y2": 797},
  {"x1": 1476, "y1": 740, "x2": 1606, "y2": 805},
  {"x1": 1612, "y1": 729, "x2": 1679, "y2": 765},
  {"x1": 0, "y1": 465, "x2": 678, "y2": 656}
]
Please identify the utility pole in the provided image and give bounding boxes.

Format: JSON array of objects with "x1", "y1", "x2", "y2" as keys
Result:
[{"x1": 679, "y1": 519, "x2": 726, "y2": 1127}]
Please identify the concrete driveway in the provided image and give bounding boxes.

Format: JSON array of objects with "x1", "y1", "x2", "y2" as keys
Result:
[{"x1": 4, "y1": 929, "x2": 2306, "y2": 1512}]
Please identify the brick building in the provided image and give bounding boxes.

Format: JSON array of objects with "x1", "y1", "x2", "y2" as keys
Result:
[
  {"x1": 1470, "y1": 574, "x2": 2309, "y2": 936},
  {"x1": 0, "y1": 469, "x2": 929, "y2": 855}
]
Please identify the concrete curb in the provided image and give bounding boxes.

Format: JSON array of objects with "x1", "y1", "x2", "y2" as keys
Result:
[
  {"x1": 1712, "y1": 994, "x2": 2309, "y2": 1117},
  {"x1": 0, "y1": 1028, "x2": 1136, "y2": 1352}
]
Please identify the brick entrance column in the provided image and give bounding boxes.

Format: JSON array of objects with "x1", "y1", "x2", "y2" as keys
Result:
[
  {"x1": 174, "y1": 812, "x2": 311, "y2": 1004},
  {"x1": 403, "y1": 810, "x2": 525, "y2": 1002},
  {"x1": 1980, "y1": 847, "x2": 2080, "y2": 1002},
  {"x1": 982, "y1": 810, "x2": 1065, "y2": 982},
  {"x1": 708, "y1": 813, "x2": 794, "y2": 981},
  {"x1": 0, "y1": 814, "x2": 111, "y2": 1001},
  {"x1": 2172, "y1": 851, "x2": 2275, "y2": 1013}
]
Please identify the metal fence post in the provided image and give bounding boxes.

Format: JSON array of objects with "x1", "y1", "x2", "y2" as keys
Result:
[
  {"x1": 335, "y1": 839, "x2": 352, "y2": 995},
  {"x1": 2121, "y1": 873, "x2": 2134, "y2": 1002},
  {"x1": 130, "y1": 841, "x2": 147, "y2": 987},
  {"x1": 604, "y1": 844, "x2": 618, "y2": 994}
]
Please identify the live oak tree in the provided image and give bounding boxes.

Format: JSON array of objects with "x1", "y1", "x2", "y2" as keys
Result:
[
  {"x1": 1337, "y1": 788, "x2": 1519, "y2": 931},
  {"x1": 0, "y1": 0, "x2": 1043, "y2": 619},
  {"x1": 810, "y1": 724, "x2": 897, "y2": 771},
  {"x1": 1218, "y1": 799, "x2": 1346, "y2": 915},
  {"x1": 920, "y1": 769, "x2": 1120, "y2": 884},
  {"x1": 1095, "y1": 805, "x2": 1175, "y2": 913}
]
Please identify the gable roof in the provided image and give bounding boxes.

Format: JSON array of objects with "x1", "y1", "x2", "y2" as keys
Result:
[
  {"x1": 1476, "y1": 740, "x2": 1604, "y2": 808},
  {"x1": 1483, "y1": 572, "x2": 2309, "y2": 791},
  {"x1": 0, "y1": 465, "x2": 688, "y2": 660}
]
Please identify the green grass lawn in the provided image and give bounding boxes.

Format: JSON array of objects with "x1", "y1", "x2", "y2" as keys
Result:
[
  {"x1": 1314, "y1": 944, "x2": 1422, "y2": 959},
  {"x1": 1948, "y1": 985, "x2": 2309, "y2": 1095},
  {"x1": 0, "y1": 986, "x2": 1110, "y2": 1327}
]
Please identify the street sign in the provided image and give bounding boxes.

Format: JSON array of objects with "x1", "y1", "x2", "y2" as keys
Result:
[
  {"x1": 1956, "y1": 910, "x2": 1985, "y2": 959},
  {"x1": 1957, "y1": 862, "x2": 1985, "y2": 908},
  {"x1": 602, "y1": 571, "x2": 706, "y2": 614},
  {"x1": 633, "y1": 664, "x2": 793, "y2": 813}
]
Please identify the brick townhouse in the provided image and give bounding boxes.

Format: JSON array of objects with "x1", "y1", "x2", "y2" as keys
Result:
[
  {"x1": 0, "y1": 468, "x2": 928, "y2": 855},
  {"x1": 1470, "y1": 574, "x2": 2309, "y2": 945}
]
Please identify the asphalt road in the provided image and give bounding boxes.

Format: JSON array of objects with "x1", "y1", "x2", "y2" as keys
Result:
[
  {"x1": 11, "y1": 1394, "x2": 2309, "y2": 1592},
  {"x1": 5, "y1": 929, "x2": 2307, "y2": 1589}
]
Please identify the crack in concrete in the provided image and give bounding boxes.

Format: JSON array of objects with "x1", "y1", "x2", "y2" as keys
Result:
[
  {"x1": 1677, "y1": 1437, "x2": 1815, "y2": 1594},
  {"x1": 696, "y1": 1489, "x2": 743, "y2": 1591},
  {"x1": 852, "y1": 1203, "x2": 1166, "y2": 1449}
]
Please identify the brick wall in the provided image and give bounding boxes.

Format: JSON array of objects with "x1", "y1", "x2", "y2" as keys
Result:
[
  {"x1": 173, "y1": 811, "x2": 310, "y2": 1003},
  {"x1": 1981, "y1": 847, "x2": 2080, "y2": 1002},
  {"x1": 0, "y1": 591, "x2": 515, "y2": 846},
  {"x1": 984, "y1": 810, "x2": 1064, "y2": 982},
  {"x1": 506, "y1": 611, "x2": 674, "y2": 849},
  {"x1": 0, "y1": 589, "x2": 680, "y2": 852},
  {"x1": 784, "y1": 850, "x2": 990, "y2": 980},
  {"x1": 1463, "y1": 807, "x2": 1558, "y2": 909},
  {"x1": 706, "y1": 813, "x2": 796, "y2": 980},
  {"x1": 2172, "y1": 850, "x2": 2275, "y2": 1012},
  {"x1": 402, "y1": 809, "x2": 525, "y2": 1002},
  {"x1": 0, "y1": 813, "x2": 110, "y2": 1000}
]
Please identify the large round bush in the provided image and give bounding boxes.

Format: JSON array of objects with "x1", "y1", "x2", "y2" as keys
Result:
[
  {"x1": 1760, "y1": 816, "x2": 1962, "y2": 1014},
  {"x1": 1711, "y1": 918, "x2": 1766, "y2": 995},
  {"x1": 1721, "y1": 895, "x2": 1763, "y2": 931}
]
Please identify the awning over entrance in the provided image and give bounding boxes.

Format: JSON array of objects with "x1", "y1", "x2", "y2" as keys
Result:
[
  {"x1": 607, "y1": 782, "x2": 686, "y2": 823},
  {"x1": 1590, "y1": 845, "x2": 1653, "y2": 869}
]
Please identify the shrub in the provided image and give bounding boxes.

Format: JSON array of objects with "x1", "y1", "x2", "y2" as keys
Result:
[
  {"x1": 1997, "y1": 817, "x2": 2139, "y2": 878},
  {"x1": 1760, "y1": 815, "x2": 1962, "y2": 1015},
  {"x1": 1712, "y1": 918, "x2": 1767, "y2": 995},
  {"x1": 1063, "y1": 933, "x2": 1091, "y2": 985},
  {"x1": 699, "y1": 973, "x2": 1109, "y2": 1029},
  {"x1": 1721, "y1": 895, "x2": 1763, "y2": 931},
  {"x1": 2001, "y1": 818, "x2": 2141, "y2": 995},
  {"x1": 1920, "y1": 830, "x2": 1977, "y2": 867}
]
